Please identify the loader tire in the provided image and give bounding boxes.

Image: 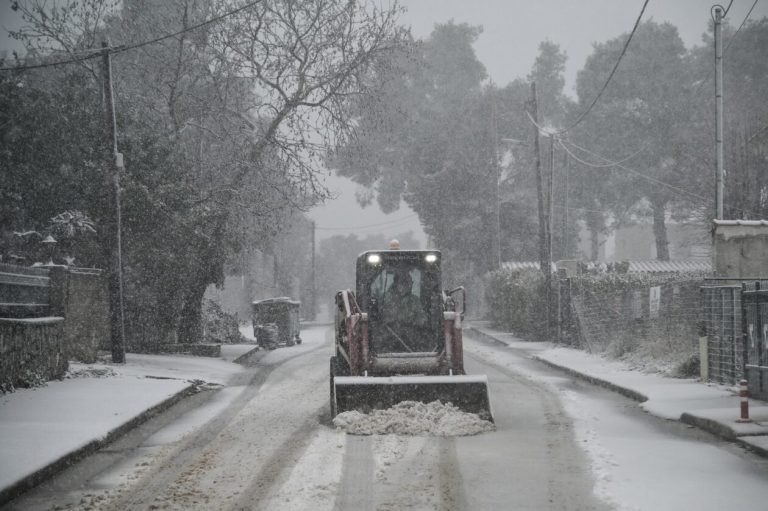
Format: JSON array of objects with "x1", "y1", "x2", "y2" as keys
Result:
[{"x1": 329, "y1": 356, "x2": 339, "y2": 418}]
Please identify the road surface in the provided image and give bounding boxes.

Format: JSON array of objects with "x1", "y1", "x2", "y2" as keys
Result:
[{"x1": 5, "y1": 325, "x2": 768, "y2": 510}]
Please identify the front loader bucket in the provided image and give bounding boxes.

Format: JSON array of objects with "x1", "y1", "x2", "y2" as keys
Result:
[{"x1": 332, "y1": 374, "x2": 493, "y2": 421}]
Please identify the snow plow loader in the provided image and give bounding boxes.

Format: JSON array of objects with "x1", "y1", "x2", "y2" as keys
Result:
[{"x1": 330, "y1": 244, "x2": 492, "y2": 420}]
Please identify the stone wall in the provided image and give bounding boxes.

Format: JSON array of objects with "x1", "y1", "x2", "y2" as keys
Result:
[
  {"x1": 0, "y1": 317, "x2": 66, "y2": 391},
  {"x1": 0, "y1": 264, "x2": 108, "y2": 389}
]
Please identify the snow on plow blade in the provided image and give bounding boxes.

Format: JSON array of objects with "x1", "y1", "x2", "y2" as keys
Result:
[{"x1": 333, "y1": 374, "x2": 493, "y2": 421}]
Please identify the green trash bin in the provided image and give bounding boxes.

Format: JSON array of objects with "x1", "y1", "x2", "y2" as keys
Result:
[{"x1": 252, "y1": 297, "x2": 302, "y2": 349}]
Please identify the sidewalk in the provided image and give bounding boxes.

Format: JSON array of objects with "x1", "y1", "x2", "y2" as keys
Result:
[
  {"x1": 0, "y1": 344, "x2": 259, "y2": 506},
  {"x1": 466, "y1": 322, "x2": 768, "y2": 458}
]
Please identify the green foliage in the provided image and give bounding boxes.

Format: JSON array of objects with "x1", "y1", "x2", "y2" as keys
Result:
[
  {"x1": 4, "y1": 0, "x2": 404, "y2": 347},
  {"x1": 484, "y1": 268, "x2": 548, "y2": 340},
  {"x1": 570, "y1": 269, "x2": 708, "y2": 295},
  {"x1": 16, "y1": 368, "x2": 47, "y2": 389},
  {"x1": 202, "y1": 299, "x2": 248, "y2": 345}
]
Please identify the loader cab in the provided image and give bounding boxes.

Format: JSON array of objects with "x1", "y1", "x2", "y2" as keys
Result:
[{"x1": 356, "y1": 250, "x2": 443, "y2": 354}]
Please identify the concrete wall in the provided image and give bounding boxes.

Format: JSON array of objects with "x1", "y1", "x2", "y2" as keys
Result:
[
  {"x1": 50, "y1": 267, "x2": 109, "y2": 364},
  {"x1": 712, "y1": 220, "x2": 768, "y2": 277}
]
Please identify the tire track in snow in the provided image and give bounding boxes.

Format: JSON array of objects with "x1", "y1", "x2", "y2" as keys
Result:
[
  {"x1": 97, "y1": 334, "x2": 332, "y2": 510},
  {"x1": 232, "y1": 405, "x2": 327, "y2": 510},
  {"x1": 335, "y1": 436, "x2": 374, "y2": 510}
]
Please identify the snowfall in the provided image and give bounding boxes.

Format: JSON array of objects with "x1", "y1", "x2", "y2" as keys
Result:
[{"x1": 1, "y1": 323, "x2": 768, "y2": 511}]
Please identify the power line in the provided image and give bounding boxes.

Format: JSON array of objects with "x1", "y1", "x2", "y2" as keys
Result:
[
  {"x1": 0, "y1": 0, "x2": 263, "y2": 72},
  {"x1": 725, "y1": 0, "x2": 759, "y2": 51},
  {"x1": 110, "y1": 0, "x2": 263, "y2": 56},
  {"x1": 555, "y1": 0, "x2": 650, "y2": 135},
  {"x1": 565, "y1": 139, "x2": 759, "y2": 218},
  {"x1": 691, "y1": 1, "x2": 759, "y2": 98},
  {"x1": 557, "y1": 139, "x2": 644, "y2": 168},
  {"x1": 315, "y1": 214, "x2": 420, "y2": 231},
  {"x1": 561, "y1": 139, "x2": 713, "y2": 205}
]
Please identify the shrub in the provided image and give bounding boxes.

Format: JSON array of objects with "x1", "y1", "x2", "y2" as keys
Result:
[
  {"x1": 485, "y1": 269, "x2": 549, "y2": 340},
  {"x1": 202, "y1": 299, "x2": 249, "y2": 344}
]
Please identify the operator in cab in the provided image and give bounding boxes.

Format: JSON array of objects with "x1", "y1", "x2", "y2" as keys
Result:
[{"x1": 379, "y1": 268, "x2": 429, "y2": 352}]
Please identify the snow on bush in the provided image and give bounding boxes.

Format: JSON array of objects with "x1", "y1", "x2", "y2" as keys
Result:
[
  {"x1": 333, "y1": 400, "x2": 495, "y2": 436},
  {"x1": 65, "y1": 364, "x2": 119, "y2": 379}
]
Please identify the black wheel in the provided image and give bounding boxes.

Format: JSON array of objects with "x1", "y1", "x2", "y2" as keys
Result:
[{"x1": 329, "y1": 356, "x2": 338, "y2": 418}]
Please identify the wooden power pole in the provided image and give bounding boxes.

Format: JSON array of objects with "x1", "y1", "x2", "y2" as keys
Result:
[
  {"x1": 528, "y1": 82, "x2": 553, "y2": 338},
  {"x1": 102, "y1": 41, "x2": 126, "y2": 363}
]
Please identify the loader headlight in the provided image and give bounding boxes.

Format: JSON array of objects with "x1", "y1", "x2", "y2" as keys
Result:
[
  {"x1": 425, "y1": 253, "x2": 438, "y2": 263},
  {"x1": 367, "y1": 253, "x2": 381, "y2": 265}
]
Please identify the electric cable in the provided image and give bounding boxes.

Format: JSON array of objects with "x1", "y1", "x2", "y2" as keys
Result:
[
  {"x1": 0, "y1": 0, "x2": 263, "y2": 72},
  {"x1": 556, "y1": 139, "x2": 644, "y2": 168},
  {"x1": 692, "y1": 0, "x2": 758, "y2": 97},
  {"x1": 725, "y1": 0, "x2": 759, "y2": 51},
  {"x1": 561, "y1": 139, "x2": 714, "y2": 205},
  {"x1": 315, "y1": 213, "x2": 420, "y2": 231},
  {"x1": 564, "y1": 139, "x2": 759, "y2": 217},
  {"x1": 554, "y1": 0, "x2": 650, "y2": 135}
]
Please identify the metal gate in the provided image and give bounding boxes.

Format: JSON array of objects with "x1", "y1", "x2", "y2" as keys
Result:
[
  {"x1": 743, "y1": 284, "x2": 768, "y2": 400},
  {"x1": 700, "y1": 284, "x2": 743, "y2": 385}
]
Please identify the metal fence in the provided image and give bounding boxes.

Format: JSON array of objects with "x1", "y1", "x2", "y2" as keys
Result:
[
  {"x1": 699, "y1": 279, "x2": 768, "y2": 388},
  {"x1": 557, "y1": 277, "x2": 703, "y2": 375},
  {"x1": 700, "y1": 284, "x2": 743, "y2": 385},
  {"x1": 742, "y1": 284, "x2": 768, "y2": 399}
]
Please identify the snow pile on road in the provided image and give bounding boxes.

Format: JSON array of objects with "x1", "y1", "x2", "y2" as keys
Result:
[{"x1": 333, "y1": 400, "x2": 495, "y2": 436}]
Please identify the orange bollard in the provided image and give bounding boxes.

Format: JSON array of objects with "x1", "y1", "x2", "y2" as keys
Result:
[{"x1": 736, "y1": 379, "x2": 752, "y2": 423}]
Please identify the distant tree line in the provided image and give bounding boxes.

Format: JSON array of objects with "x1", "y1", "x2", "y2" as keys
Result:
[{"x1": 330, "y1": 16, "x2": 768, "y2": 286}]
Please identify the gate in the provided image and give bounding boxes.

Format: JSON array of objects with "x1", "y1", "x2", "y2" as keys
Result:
[
  {"x1": 700, "y1": 284, "x2": 743, "y2": 385},
  {"x1": 742, "y1": 283, "x2": 768, "y2": 400}
]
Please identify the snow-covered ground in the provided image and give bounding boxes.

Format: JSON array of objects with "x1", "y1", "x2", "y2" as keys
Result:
[
  {"x1": 0, "y1": 348, "x2": 253, "y2": 493},
  {"x1": 3, "y1": 323, "x2": 768, "y2": 511},
  {"x1": 465, "y1": 329, "x2": 768, "y2": 511}
]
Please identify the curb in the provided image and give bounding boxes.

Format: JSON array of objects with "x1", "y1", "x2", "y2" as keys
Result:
[
  {"x1": 468, "y1": 326, "x2": 768, "y2": 459},
  {"x1": 463, "y1": 326, "x2": 513, "y2": 347},
  {"x1": 532, "y1": 356, "x2": 649, "y2": 403},
  {"x1": 466, "y1": 325, "x2": 648, "y2": 403},
  {"x1": 679, "y1": 413, "x2": 768, "y2": 458},
  {"x1": 0, "y1": 383, "x2": 199, "y2": 507},
  {"x1": 679, "y1": 412, "x2": 737, "y2": 440}
]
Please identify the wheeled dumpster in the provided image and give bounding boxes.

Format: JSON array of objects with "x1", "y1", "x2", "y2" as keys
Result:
[{"x1": 252, "y1": 297, "x2": 302, "y2": 349}]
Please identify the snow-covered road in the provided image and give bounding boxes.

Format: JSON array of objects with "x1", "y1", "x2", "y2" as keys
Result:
[{"x1": 7, "y1": 326, "x2": 768, "y2": 511}]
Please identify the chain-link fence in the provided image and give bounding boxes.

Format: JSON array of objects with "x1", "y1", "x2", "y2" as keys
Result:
[
  {"x1": 560, "y1": 277, "x2": 703, "y2": 376},
  {"x1": 700, "y1": 284, "x2": 742, "y2": 385},
  {"x1": 701, "y1": 279, "x2": 768, "y2": 387}
]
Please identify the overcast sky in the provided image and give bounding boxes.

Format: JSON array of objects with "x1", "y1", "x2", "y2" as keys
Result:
[{"x1": 2, "y1": 1, "x2": 766, "y2": 246}]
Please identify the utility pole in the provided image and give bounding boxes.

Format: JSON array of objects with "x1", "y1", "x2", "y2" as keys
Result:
[
  {"x1": 491, "y1": 89, "x2": 502, "y2": 270},
  {"x1": 529, "y1": 82, "x2": 553, "y2": 339},
  {"x1": 547, "y1": 134, "x2": 554, "y2": 268},
  {"x1": 546, "y1": 133, "x2": 555, "y2": 338},
  {"x1": 529, "y1": 83, "x2": 547, "y2": 278},
  {"x1": 310, "y1": 220, "x2": 316, "y2": 320},
  {"x1": 563, "y1": 149, "x2": 570, "y2": 258},
  {"x1": 102, "y1": 41, "x2": 126, "y2": 363},
  {"x1": 714, "y1": 5, "x2": 725, "y2": 219}
]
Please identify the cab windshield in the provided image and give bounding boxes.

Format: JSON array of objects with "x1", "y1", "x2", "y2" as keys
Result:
[{"x1": 364, "y1": 261, "x2": 441, "y2": 353}]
